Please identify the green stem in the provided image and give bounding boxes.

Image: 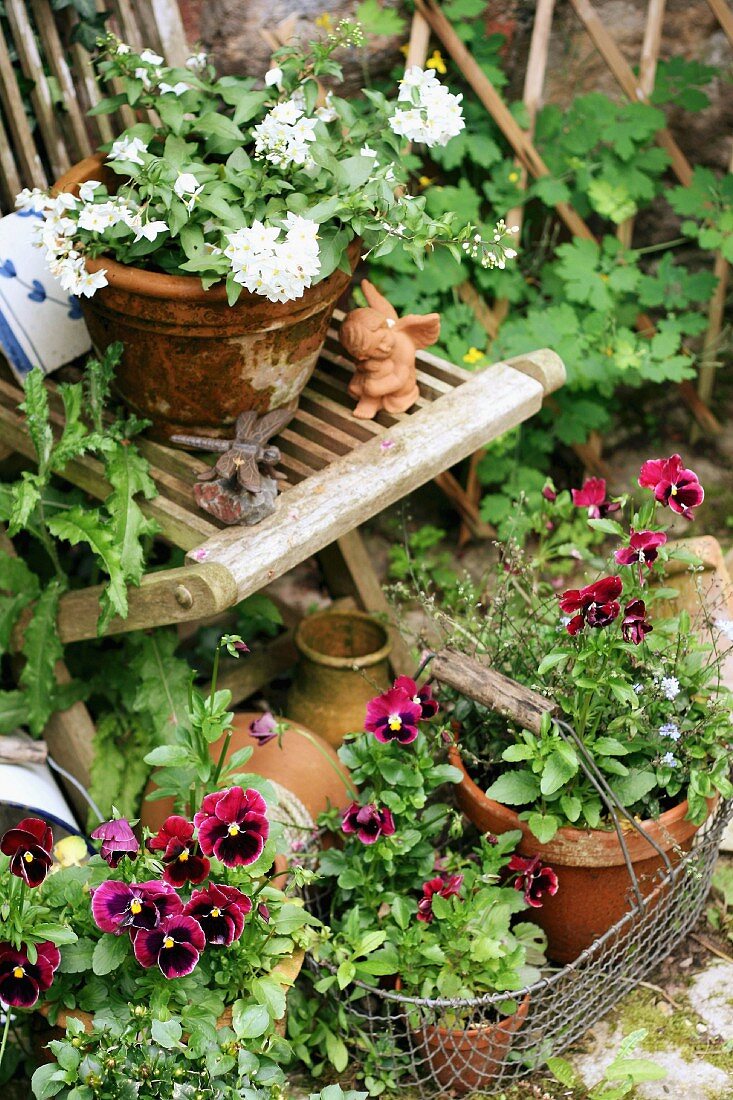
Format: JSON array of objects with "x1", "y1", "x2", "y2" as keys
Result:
[
  {"x1": 291, "y1": 728, "x2": 359, "y2": 800},
  {"x1": 36, "y1": 500, "x2": 65, "y2": 583},
  {"x1": 209, "y1": 645, "x2": 221, "y2": 706},
  {"x1": 211, "y1": 731, "x2": 232, "y2": 788},
  {"x1": 0, "y1": 1007, "x2": 11, "y2": 1072}
]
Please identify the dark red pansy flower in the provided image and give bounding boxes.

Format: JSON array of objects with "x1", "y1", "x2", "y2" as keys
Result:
[
  {"x1": 558, "y1": 575, "x2": 622, "y2": 635},
  {"x1": 542, "y1": 484, "x2": 557, "y2": 502},
  {"x1": 193, "y1": 786, "x2": 269, "y2": 868},
  {"x1": 341, "y1": 802, "x2": 396, "y2": 845},
  {"x1": 249, "y1": 712, "x2": 278, "y2": 747},
  {"x1": 91, "y1": 879, "x2": 182, "y2": 934},
  {"x1": 571, "y1": 477, "x2": 620, "y2": 520},
  {"x1": 148, "y1": 815, "x2": 210, "y2": 888},
  {"x1": 392, "y1": 675, "x2": 439, "y2": 720},
  {"x1": 614, "y1": 530, "x2": 667, "y2": 582},
  {"x1": 184, "y1": 883, "x2": 251, "y2": 946},
  {"x1": 638, "y1": 454, "x2": 704, "y2": 520},
  {"x1": 508, "y1": 854, "x2": 559, "y2": 909},
  {"x1": 416, "y1": 873, "x2": 464, "y2": 923},
  {"x1": 90, "y1": 818, "x2": 139, "y2": 868},
  {"x1": 364, "y1": 687, "x2": 422, "y2": 745},
  {"x1": 133, "y1": 914, "x2": 205, "y2": 979},
  {"x1": 1, "y1": 817, "x2": 53, "y2": 887},
  {"x1": 0, "y1": 941, "x2": 60, "y2": 1008},
  {"x1": 257, "y1": 903, "x2": 270, "y2": 923},
  {"x1": 621, "y1": 598, "x2": 653, "y2": 645}
]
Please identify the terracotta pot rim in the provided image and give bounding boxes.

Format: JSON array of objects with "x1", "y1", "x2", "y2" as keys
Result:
[
  {"x1": 54, "y1": 153, "x2": 359, "y2": 305},
  {"x1": 294, "y1": 610, "x2": 393, "y2": 670},
  {"x1": 413, "y1": 994, "x2": 530, "y2": 1041},
  {"x1": 449, "y1": 743, "x2": 703, "y2": 854}
]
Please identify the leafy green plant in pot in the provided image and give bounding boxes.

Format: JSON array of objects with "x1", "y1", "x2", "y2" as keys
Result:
[
  {"x1": 439, "y1": 455, "x2": 733, "y2": 963},
  {"x1": 302, "y1": 676, "x2": 556, "y2": 1094},
  {"x1": 24, "y1": 26, "x2": 516, "y2": 439}
]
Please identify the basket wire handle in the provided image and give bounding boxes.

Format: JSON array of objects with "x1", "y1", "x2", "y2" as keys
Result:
[{"x1": 425, "y1": 648, "x2": 674, "y2": 904}]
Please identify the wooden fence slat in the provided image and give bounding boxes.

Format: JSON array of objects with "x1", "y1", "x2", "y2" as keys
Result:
[
  {"x1": 31, "y1": 0, "x2": 94, "y2": 162},
  {"x1": 0, "y1": 23, "x2": 46, "y2": 187},
  {"x1": 705, "y1": 0, "x2": 733, "y2": 49},
  {"x1": 5, "y1": 0, "x2": 71, "y2": 180},
  {"x1": 0, "y1": 107, "x2": 22, "y2": 208}
]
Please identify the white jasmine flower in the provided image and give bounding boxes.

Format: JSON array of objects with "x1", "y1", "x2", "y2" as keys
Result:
[
  {"x1": 360, "y1": 144, "x2": 377, "y2": 158},
  {"x1": 139, "y1": 49, "x2": 164, "y2": 66},
  {"x1": 75, "y1": 267, "x2": 109, "y2": 296},
  {"x1": 186, "y1": 51, "x2": 208, "y2": 74},
  {"x1": 52, "y1": 192, "x2": 78, "y2": 213},
  {"x1": 390, "y1": 67, "x2": 464, "y2": 147},
  {"x1": 173, "y1": 172, "x2": 203, "y2": 210},
  {"x1": 316, "y1": 93, "x2": 338, "y2": 122},
  {"x1": 252, "y1": 100, "x2": 317, "y2": 169},
  {"x1": 659, "y1": 722, "x2": 680, "y2": 741},
  {"x1": 715, "y1": 618, "x2": 733, "y2": 642},
  {"x1": 116, "y1": 43, "x2": 131, "y2": 55},
  {"x1": 398, "y1": 66, "x2": 440, "y2": 100},
  {"x1": 505, "y1": 247, "x2": 517, "y2": 259},
  {"x1": 633, "y1": 682, "x2": 644, "y2": 694},
  {"x1": 108, "y1": 135, "x2": 147, "y2": 166},
  {"x1": 660, "y1": 676, "x2": 680, "y2": 701},
  {"x1": 133, "y1": 219, "x2": 169, "y2": 243},
  {"x1": 134, "y1": 66, "x2": 156, "y2": 90},
  {"x1": 15, "y1": 187, "x2": 51, "y2": 213},
  {"x1": 224, "y1": 215, "x2": 320, "y2": 303},
  {"x1": 661, "y1": 751, "x2": 678, "y2": 767},
  {"x1": 265, "y1": 67, "x2": 283, "y2": 89},
  {"x1": 78, "y1": 180, "x2": 102, "y2": 203},
  {"x1": 159, "y1": 81, "x2": 191, "y2": 96}
]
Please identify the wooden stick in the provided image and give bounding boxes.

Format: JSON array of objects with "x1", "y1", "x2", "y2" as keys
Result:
[
  {"x1": 617, "y1": 0, "x2": 666, "y2": 247},
  {"x1": 695, "y1": 142, "x2": 733, "y2": 411},
  {"x1": 567, "y1": 0, "x2": 693, "y2": 187},
  {"x1": 405, "y1": 9, "x2": 431, "y2": 69},
  {"x1": 705, "y1": 0, "x2": 733, "y2": 49},
  {"x1": 431, "y1": 647, "x2": 556, "y2": 733},
  {"x1": 0, "y1": 735, "x2": 48, "y2": 766}
]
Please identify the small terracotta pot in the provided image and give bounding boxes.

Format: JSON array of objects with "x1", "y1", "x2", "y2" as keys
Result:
[
  {"x1": 450, "y1": 746, "x2": 711, "y2": 964},
  {"x1": 141, "y1": 712, "x2": 352, "y2": 836},
  {"x1": 411, "y1": 995, "x2": 529, "y2": 1094},
  {"x1": 54, "y1": 155, "x2": 360, "y2": 440},
  {"x1": 285, "y1": 610, "x2": 392, "y2": 747}
]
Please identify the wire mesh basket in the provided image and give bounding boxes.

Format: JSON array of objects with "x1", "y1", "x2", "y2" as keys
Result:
[{"x1": 306, "y1": 794, "x2": 731, "y2": 1095}]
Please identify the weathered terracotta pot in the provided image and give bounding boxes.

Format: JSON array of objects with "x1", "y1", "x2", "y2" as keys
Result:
[
  {"x1": 54, "y1": 155, "x2": 360, "y2": 440},
  {"x1": 285, "y1": 609, "x2": 392, "y2": 747},
  {"x1": 448, "y1": 535, "x2": 733, "y2": 964},
  {"x1": 408, "y1": 993, "x2": 529, "y2": 1095},
  {"x1": 449, "y1": 746, "x2": 710, "y2": 964},
  {"x1": 141, "y1": 711, "x2": 352, "y2": 835}
]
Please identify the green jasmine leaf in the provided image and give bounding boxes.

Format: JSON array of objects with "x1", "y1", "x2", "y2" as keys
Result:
[{"x1": 485, "y1": 770, "x2": 540, "y2": 805}]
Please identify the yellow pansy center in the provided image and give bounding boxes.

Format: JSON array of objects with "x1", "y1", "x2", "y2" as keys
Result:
[
  {"x1": 24, "y1": 852, "x2": 33, "y2": 863},
  {"x1": 130, "y1": 899, "x2": 142, "y2": 915},
  {"x1": 210, "y1": 907, "x2": 221, "y2": 918},
  {"x1": 228, "y1": 824, "x2": 240, "y2": 837},
  {"x1": 178, "y1": 850, "x2": 189, "y2": 862},
  {"x1": 163, "y1": 937, "x2": 175, "y2": 949},
  {"x1": 388, "y1": 714, "x2": 403, "y2": 731},
  {"x1": 13, "y1": 966, "x2": 24, "y2": 979},
  {"x1": 671, "y1": 485, "x2": 678, "y2": 495}
]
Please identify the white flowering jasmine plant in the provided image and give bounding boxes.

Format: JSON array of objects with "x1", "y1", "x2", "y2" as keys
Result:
[{"x1": 18, "y1": 23, "x2": 516, "y2": 305}]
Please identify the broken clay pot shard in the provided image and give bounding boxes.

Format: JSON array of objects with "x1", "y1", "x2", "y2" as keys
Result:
[{"x1": 338, "y1": 278, "x2": 441, "y2": 420}]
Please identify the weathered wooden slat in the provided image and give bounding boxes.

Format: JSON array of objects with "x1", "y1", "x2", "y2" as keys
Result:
[
  {"x1": 290, "y1": 406, "x2": 358, "y2": 455},
  {"x1": 68, "y1": 37, "x2": 114, "y2": 146},
  {"x1": 133, "y1": 0, "x2": 189, "y2": 67},
  {"x1": 188, "y1": 353, "x2": 564, "y2": 598},
  {"x1": 11, "y1": 563, "x2": 238, "y2": 646},
  {"x1": 431, "y1": 647, "x2": 556, "y2": 734},
  {"x1": 5, "y1": 0, "x2": 71, "y2": 181},
  {"x1": 0, "y1": 108, "x2": 21, "y2": 208},
  {"x1": 299, "y1": 389, "x2": 378, "y2": 442},
  {"x1": 0, "y1": 734, "x2": 48, "y2": 766},
  {"x1": 0, "y1": 23, "x2": 46, "y2": 188},
  {"x1": 31, "y1": 0, "x2": 94, "y2": 162}
]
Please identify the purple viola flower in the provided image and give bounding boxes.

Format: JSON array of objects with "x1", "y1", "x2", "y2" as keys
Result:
[
  {"x1": 184, "y1": 883, "x2": 251, "y2": 946},
  {"x1": 614, "y1": 529, "x2": 667, "y2": 583},
  {"x1": 341, "y1": 802, "x2": 396, "y2": 845},
  {"x1": 249, "y1": 712, "x2": 278, "y2": 747},
  {"x1": 133, "y1": 914, "x2": 206, "y2": 979},
  {"x1": 364, "y1": 687, "x2": 422, "y2": 745},
  {"x1": 257, "y1": 902, "x2": 270, "y2": 923},
  {"x1": 416, "y1": 873, "x2": 464, "y2": 923},
  {"x1": 393, "y1": 675, "x2": 439, "y2": 720},
  {"x1": 193, "y1": 786, "x2": 270, "y2": 868},
  {"x1": 621, "y1": 598, "x2": 653, "y2": 645},
  {"x1": 147, "y1": 816, "x2": 210, "y2": 888},
  {"x1": 1, "y1": 817, "x2": 53, "y2": 887},
  {"x1": 508, "y1": 854, "x2": 559, "y2": 909},
  {"x1": 0, "y1": 941, "x2": 60, "y2": 1008},
  {"x1": 90, "y1": 818, "x2": 139, "y2": 868},
  {"x1": 638, "y1": 454, "x2": 704, "y2": 520},
  {"x1": 571, "y1": 477, "x2": 620, "y2": 519},
  {"x1": 91, "y1": 879, "x2": 182, "y2": 934},
  {"x1": 558, "y1": 576, "x2": 622, "y2": 635}
]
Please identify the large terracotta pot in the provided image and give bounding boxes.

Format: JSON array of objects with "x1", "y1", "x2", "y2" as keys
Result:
[
  {"x1": 54, "y1": 155, "x2": 360, "y2": 440},
  {"x1": 285, "y1": 609, "x2": 392, "y2": 748},
  {"x1": 141, "y1": 711, "x2": 352, "y2": 836},
  {"x1": 448, "y1": 535, "x2": 733, "y2": 964},
  {"x1": 449, "y1": 746, "x2": 710, "y2": 964}
]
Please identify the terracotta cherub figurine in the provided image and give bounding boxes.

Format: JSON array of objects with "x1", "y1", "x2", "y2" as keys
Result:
[{"x1": 339, "y1": 279, "x2": 441, "y2": 419}]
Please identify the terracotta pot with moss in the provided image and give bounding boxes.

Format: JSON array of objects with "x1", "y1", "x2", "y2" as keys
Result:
[{"x1": 53, "y1": 156, "x2": 359, "y2": 441}]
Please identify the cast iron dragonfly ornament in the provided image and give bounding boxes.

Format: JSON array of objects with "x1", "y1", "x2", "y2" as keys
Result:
[{"x1": 171, "y1": 408, "x2": 293, "y2": 526}]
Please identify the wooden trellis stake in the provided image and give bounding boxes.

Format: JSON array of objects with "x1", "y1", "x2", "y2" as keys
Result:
[
  {"x1": 413, "y1": 0, "x2": 722, "y2": 440},
  {"x1": 705, "y1": 0, "x2": 733, "y2": 48}
]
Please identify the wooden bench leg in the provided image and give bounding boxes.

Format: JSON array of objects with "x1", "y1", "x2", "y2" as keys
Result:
[{"x1": 318, "y1": 529, "x2": 415, "y2": 676}]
